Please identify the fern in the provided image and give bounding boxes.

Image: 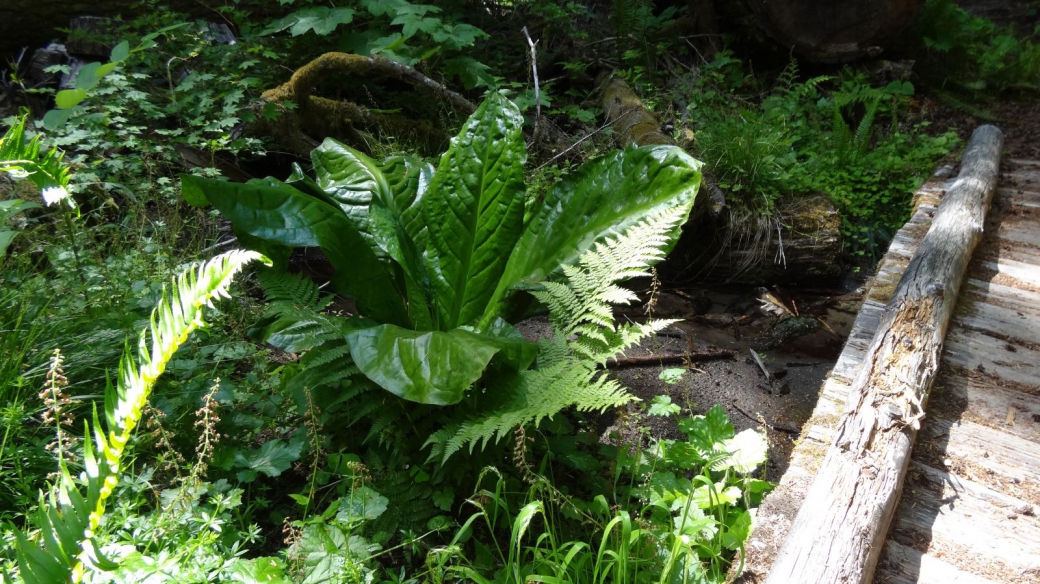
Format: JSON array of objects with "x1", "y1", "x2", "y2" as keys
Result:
[
  {"x1": 256, "y1": 271, "x2": 341, "y2": 353},
  {"x1": 429, "y1": 206, "x2": 689, "y2": 462},
  {"x1": 14, "y1": 249, "x2": 268, "y2": 584},
  {"x1": 0, "y1": 113, "x2": 71, "y2": 206},
  {"x1": 852, "y1": 98, "x2": 880, "y2": 158},
  {"x1": 610, "y1": 0, "x2": 654, "y2": 40}
]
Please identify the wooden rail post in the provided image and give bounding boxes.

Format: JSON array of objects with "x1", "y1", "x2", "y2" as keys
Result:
[{"x1": 765, "y1": 125, "x2": 1004, "y2": 584}]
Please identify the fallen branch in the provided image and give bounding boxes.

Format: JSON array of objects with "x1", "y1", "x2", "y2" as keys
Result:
[{"x1": 603, "y1": 350, "x2": 734, "y2": 369}]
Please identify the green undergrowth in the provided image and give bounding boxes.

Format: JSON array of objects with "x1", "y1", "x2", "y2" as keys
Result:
[
  {"x1": 908, "y1": 0, "x2": 1040, "y2": 95},
  {"x1": 4, "y1": 0, "x2": 1016, "y2": 581},
  {"x1": 675, "y1": 55, "x2": 959, "y2": 258}
]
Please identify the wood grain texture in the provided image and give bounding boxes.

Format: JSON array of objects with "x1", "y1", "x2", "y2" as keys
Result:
[{"x1": 766, "y1": 125, "x2": 1005, "y2": 584}]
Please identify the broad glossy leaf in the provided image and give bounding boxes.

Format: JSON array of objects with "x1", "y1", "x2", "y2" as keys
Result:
[
  {"x1": 382, "y1": 154, "x2": 435, "y2": 247},
  {"x1": 286, "y1": 162, "x2": 341, "y2": 208},
  {"x1": 346, "y1": 324, "x2": 501, "y2": 405},
  {"x1": 311, "y1": 138, "x2": 393, "y2": 252},
  {"x1": 458, "y1": 317, "x2": 536, "y2": 370},
  {"x1": 180, "y1": 174, "x2": 410, "y2": 326},
  {"x1": 369, "y1": 200, "x2": 433, "y2": 329},
  {"x1": 423, "y1": 91, "x2": 526, "y2": 329},
  {"x1": 485, "y1": 145, "x2": 701, "y2": 323}
]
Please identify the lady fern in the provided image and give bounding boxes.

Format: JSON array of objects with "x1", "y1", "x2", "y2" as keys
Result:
[
  {"x1": 429, "y1": 205, "x2": 689, "y2": 462},
  {"x1": 14, "y1": 249, "x2": 269, "y2": 584}
]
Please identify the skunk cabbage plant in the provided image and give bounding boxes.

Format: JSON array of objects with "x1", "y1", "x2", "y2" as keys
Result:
[{"x1": 181, "y1": 91, "x2": 701, "y2": 405}]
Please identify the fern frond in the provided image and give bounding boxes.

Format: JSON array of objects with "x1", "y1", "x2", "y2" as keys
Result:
[
  {"x1": 257, "y1": 270, "x2": 327, "y2": 310},
  {"x1": 0, "y1": 113, "x2": 71, "y2": 206},
  {"x1": 432, "y1": 203, "x2": 692, "y2": 462},
  {"x1": 533, "y1": 204, "x2": 687, "y2": 361},
  {"x1": 431, "y1": 348, "x2": 636, "y2": 463},
  {"x1": 853, "y1": 98, "x2": 880, "y2": 157},
  {"x1": 15, "y1": 249, "x2": 269, "y2": 584}
]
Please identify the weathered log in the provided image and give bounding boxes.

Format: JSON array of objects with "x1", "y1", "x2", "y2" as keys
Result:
[
  {"x1": 599, "y1": 76, "x2": 726, "y2": 221},
  {"x1": 599, "y1": 77, "x2": 843, "y2": 285},
  {"x1": 746, "y1": 0, "x2": 923, "y2": 62},
  {"x1": 764, "y1": 125, "x2": 1004, "y2": 584}
]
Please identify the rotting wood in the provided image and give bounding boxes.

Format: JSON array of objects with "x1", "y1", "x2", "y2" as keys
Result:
[{"x1": 764, "y1": 125, "x2": 1005, "y2": 584}]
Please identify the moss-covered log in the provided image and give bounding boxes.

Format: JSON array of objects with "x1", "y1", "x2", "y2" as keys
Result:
[{"x1": 252, "y1": 52, "x2": 476, "y2": 157}]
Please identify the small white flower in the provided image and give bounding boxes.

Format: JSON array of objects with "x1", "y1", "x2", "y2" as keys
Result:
[
  {"x1": 723, "y1": 429, "x2": 769, "y2": 474},
  {"x1": 41, "y1": 185, "x2": 72, "y2": 207}
]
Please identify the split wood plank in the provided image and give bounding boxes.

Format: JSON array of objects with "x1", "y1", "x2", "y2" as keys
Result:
[
  {"x1": 935, "y1": 376, "x2": 1040, "y2": 442},
  {"x1": 942, "y1": 329, "x2": 1040, "y2": 388},
  {"x1": 875, "y1": 541, "x2": 1001, "y2": 584},
  {"x1": 765, "y1": 125, "x2": 1005, "y2": 584},
  {"x1": 887, "y1": 462, "x2": 1040, "y2": 574}
]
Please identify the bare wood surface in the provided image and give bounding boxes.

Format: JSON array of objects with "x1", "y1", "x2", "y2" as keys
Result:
[
  {"x1": 876, "y1": 541, "x2": 1000, "y2": 584},
  {"x1": 765, "y1": 125, "x2": 1004, "y2": 584},
  {"x1": 738, "y1": 157, "x2": 951, "y2": 584}
]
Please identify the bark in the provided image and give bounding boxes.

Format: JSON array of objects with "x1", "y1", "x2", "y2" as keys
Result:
[
  {"x1": 765, "y1": 125, "x2": 1004, "y2": 584},
  {"x1": 746, "y1": 0, "x2": 923, "y2": 62}
]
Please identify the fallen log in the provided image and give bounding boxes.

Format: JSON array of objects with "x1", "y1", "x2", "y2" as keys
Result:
[
  {"x1": 603, "y1": 349, "x2": 734, "y2": 369},
  {"x1": 251, "y1": 52, "x2": 476, "y2": 158},
  {"x1": 599, "y1": 77, "x2": 843, "y2": 285},
  {"x1": 764, "y1": 125, "x2": 1004, "y2": 584},
  {"x1": 599, "y1": 77, "x2": 842, "y2": 285}
]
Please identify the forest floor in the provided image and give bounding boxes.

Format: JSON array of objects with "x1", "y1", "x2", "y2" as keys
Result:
[{"x1": 588, "y1": 85, "x2": 1040, "y2": 483}]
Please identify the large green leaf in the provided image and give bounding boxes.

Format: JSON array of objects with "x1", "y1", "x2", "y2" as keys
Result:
[
  {"x1": 180, "y1": 174, "x2": 410, "y2": 327},
  {"x1": 458, "y1": 317, "x2": 537, "y2": 371},
  {"x1": 311, "y1": 139, "x2": 394, "y2": 253},
  {"x1": 346, "y1": 324, "x2": 503, "y2": 405},
  {"x1": 382, "y1": 154, "x2": 435, "y2": 248},
  {"x1": 484, "y1": 145, "x2": 701, "y2": 324},
  {"x1": 369, "y1": 200, "x2": 433, "y2": 329},
  {"x1": 422, "y1": 91, "x2": 527, "y2": 330}
]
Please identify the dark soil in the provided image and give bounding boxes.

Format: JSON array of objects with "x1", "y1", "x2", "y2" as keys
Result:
[{"x1": 517, "y1": 282, "x2": 866, "y2": 482}]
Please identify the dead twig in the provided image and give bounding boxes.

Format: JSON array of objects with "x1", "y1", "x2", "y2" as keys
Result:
[{"x1": 522, "y1": 26, "x2": 542, "y2": 145}]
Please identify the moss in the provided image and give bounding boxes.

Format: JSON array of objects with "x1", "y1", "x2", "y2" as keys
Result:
[
  {"x1": 256, "y1": 52, "x2": 469, "y2": 156},
  {"x1": 600, "y1": 77, "x2": 674, "y2": 147}
]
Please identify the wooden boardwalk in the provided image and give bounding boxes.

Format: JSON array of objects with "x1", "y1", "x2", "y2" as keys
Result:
[{"x1": 741, "y1": 156, "x2": 1040, "y2": 582}]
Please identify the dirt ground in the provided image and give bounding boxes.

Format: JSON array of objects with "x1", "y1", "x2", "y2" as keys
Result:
[{"x1": 517, "y1": 281, "x2": 866, "y2": 482}]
